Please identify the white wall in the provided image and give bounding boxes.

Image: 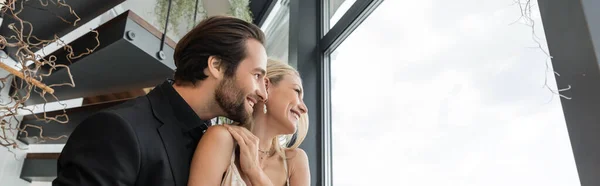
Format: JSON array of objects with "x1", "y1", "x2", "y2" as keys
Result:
[{"x1": 0, "y1": 142, "x2": 29, "y2": 186}]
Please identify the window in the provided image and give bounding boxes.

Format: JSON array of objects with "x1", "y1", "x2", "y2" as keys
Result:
[
  {"x1": 122, "y1": 0, "x2": 290, "y2": 62},
  {"x1": 260, "y1": 1, "x2": 291, "y2": 62},
  {"x1": 327, "y1": 0, "x2": 356, "y2": 31},
  {"x1": 328, "y1": 0, "x2": 580, "y2": 185},
  {"x1": 120, "y1": 0, "x2": 205, "y2": 42}
]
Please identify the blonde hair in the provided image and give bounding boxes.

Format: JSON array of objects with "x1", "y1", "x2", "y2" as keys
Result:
[{"x1": 265, "y1": 59, "x2": 309, "y2": 158}]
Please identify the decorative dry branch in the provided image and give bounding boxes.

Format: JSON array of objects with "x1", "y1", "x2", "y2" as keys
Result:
[
  {"x1": 0, "y1": 0, "x2": 99, "y2": 150},
  {"x1": 512, "y1": 0, "x2": 572, "y2": 100}
]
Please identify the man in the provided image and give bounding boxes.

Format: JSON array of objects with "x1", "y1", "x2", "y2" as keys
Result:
[{"x1": 52, "y1": 16, "x2": 268, "y2": 186}]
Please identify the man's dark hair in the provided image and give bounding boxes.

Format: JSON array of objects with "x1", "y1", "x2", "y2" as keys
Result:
[{"x1": 173, "y1": 16, "x2": 265, "y2": 84}]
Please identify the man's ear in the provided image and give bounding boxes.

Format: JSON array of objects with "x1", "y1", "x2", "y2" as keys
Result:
[{"x1": 206, "y1": 56, "x2": 224, "y2": 79}]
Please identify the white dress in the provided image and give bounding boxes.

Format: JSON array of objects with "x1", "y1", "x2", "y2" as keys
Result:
[{"x1": 221, "y1": 148, "x2": 290, "y2": 186}]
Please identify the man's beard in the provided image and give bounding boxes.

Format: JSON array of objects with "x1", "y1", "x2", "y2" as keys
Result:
[{"x1": 215, "y1": 76, "x2": 252, "y2": 124}]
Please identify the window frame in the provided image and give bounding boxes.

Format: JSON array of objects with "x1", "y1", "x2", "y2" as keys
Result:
[
  {"x1": 287, "y1": 0, "x2": 600, "y2": 185},
  {"x1": 289, "y1": 1, "x2": 382, "y2": 186},
  {"x1": 320, "y1": 1, "x2": 383, "y2": 186}
]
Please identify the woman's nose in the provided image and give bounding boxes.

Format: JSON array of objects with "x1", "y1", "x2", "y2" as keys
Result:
[{"x1": 298, "y1": 102, "x2": 308, "y2": 114}]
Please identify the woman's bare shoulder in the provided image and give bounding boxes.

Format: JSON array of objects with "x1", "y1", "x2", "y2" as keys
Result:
[
  {"x1": 285, "y1": 148, "x2": 309, "y2": 166},
  {"x1": 188, "y1": 125, "x2": 236, "y2": 185},
  {"x1": 203, "y1": 125, "x2": 234, "y2": 141},
  {"x1": 197, "y1": 125, "x2": 235, "y2": 152},
  {"x1": 284, "y1": 148, "x2": 310, "y2": 183}
]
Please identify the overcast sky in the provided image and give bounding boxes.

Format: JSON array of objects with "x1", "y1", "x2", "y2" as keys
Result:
[{"x1": 330, "y1": 0, "x2": 580, "y2": 185}]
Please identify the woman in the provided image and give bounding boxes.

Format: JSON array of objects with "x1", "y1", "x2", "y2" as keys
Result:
[{"x1": 188, "y1": 59, "x2": 310, "y2": 186}]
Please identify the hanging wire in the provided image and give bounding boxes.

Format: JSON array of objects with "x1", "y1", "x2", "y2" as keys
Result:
[
  {"x1": 159, "y1": 0, "x2": 173, "y2": 52},
  {"x1": 193, "y1": 0, "x2": 200, "y2": 25}
]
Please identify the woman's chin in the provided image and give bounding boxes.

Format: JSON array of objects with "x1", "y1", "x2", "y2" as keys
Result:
[
  {"x1": 282, "y1": 123, "x2": 297, "y2": 135},
  {"x1": 273, "y1": 117, "x2": 297, "y2": 135}
]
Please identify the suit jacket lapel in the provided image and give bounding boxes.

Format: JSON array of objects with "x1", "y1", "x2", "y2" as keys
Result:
[
  {"x1": 147, "y1": 84, "x2": 189, "y2": 186},
  {"x1": 157, "y1": 122, "x2": 188, "y2": 186}
]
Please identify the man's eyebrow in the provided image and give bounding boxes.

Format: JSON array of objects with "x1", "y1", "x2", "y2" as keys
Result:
[{"x1": 254, "y1": 68, "x2": 266, "y2": 75}]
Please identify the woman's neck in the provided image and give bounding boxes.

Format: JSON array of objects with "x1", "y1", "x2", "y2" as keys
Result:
[{"x1": 251, "y1": 111, "x2": 278, "y2": 152}]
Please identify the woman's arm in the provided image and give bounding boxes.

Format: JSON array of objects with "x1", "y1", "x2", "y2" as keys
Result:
[
  {"x1": 288, "y1": 148, "x2": 311, "y2": 186},
  {"x1": 188, "y1": 125, "x2": 235, "y2": 186}
]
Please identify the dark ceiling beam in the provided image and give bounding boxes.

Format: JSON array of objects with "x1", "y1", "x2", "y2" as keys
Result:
[
  {"x1": 20, "y1": 153, "x2": 61, "y2": 182},
  {"x1": 18, "y1": 87, "x2": 148, "y2": 145},
  {"x1": 18, "y1": 100, "x2": 123, "y2": 145},
  {"x1": 538, "y1": 0, "x2": 600, "y2": 186},
  {"x1": 10, "y1": 10, "x2": 176, "y2": 106},
  {"x1": 0, "y1": 0, "x2": 125, "y2": 59}
]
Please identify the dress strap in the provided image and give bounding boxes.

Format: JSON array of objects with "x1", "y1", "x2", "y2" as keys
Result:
[
  {"x1": 282, "y1": 150, "x2": 290, "y2": 186},
  {"x1": 230, "y1": 143, "x2": 237, "y2": 163}
]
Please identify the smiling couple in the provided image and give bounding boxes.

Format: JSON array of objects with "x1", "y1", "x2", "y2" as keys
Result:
[{"x1": 52, "y1": 16, "x2": 310, "y2": 186}]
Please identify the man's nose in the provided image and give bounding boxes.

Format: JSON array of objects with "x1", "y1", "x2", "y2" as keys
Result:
[{"x1": 257, "y1": 83, "x2": 268, "y2": 102}]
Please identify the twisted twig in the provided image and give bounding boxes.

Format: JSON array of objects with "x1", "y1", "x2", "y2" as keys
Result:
[{"x1": 0, "y1": 0, "x2": 99, "y2": 151}]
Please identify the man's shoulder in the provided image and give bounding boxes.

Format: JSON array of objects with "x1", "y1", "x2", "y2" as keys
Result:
[
  {"x1": 108, "y1": 95, "x2": 149, "y2": 112},
  {"x1": 84, "y1": 96, "x2": 158, "y2": 129},
  {"x1": 106, "y1": 96, "x2": 154, "y2": 119}
]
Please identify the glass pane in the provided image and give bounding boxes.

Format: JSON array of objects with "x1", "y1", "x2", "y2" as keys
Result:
[
  {"x1": 117, "y1": 0, "x2": 206, "y2": 42},
  {"x1": 119, "y1": 0, "x2": 289, "y2": 63},
  {"x1": 328, "y1": 0, "x2": 356, "y2": 30},
  {"x1": 261, "y1": 2, "x2": 290, "y2": 63},
  {"x1": 329, "y1": 0, "x2": 580, "y2": 185},
  {"x1": 119, "y1": 0, "x2": 207, "y2": 42}
]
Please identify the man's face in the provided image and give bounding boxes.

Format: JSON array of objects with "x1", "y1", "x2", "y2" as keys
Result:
[{"x1": 215, "y1": 39, "x2": 268, "y2": 123}]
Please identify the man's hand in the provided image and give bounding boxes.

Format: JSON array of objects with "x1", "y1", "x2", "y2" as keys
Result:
[{"x1": 224, "y1": 125, "x2": 273, "y2": 186}]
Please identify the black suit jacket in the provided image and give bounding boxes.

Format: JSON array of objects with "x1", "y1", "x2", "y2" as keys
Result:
[{"x1": 53, "y1": 80, "x2": 211, "y2": 186}]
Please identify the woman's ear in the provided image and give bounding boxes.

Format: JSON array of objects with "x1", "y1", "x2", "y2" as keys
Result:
[
  {"x1": 206, "y1": 56, "x2": 224, "y2": 79},
  {"x1": 264, "y1": 77, "x2": 271, "y2": 93}
]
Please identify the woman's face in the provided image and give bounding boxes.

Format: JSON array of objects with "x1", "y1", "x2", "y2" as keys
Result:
[{"x1": 264, "y1": 74, "x2": 308, "y2": 134}]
